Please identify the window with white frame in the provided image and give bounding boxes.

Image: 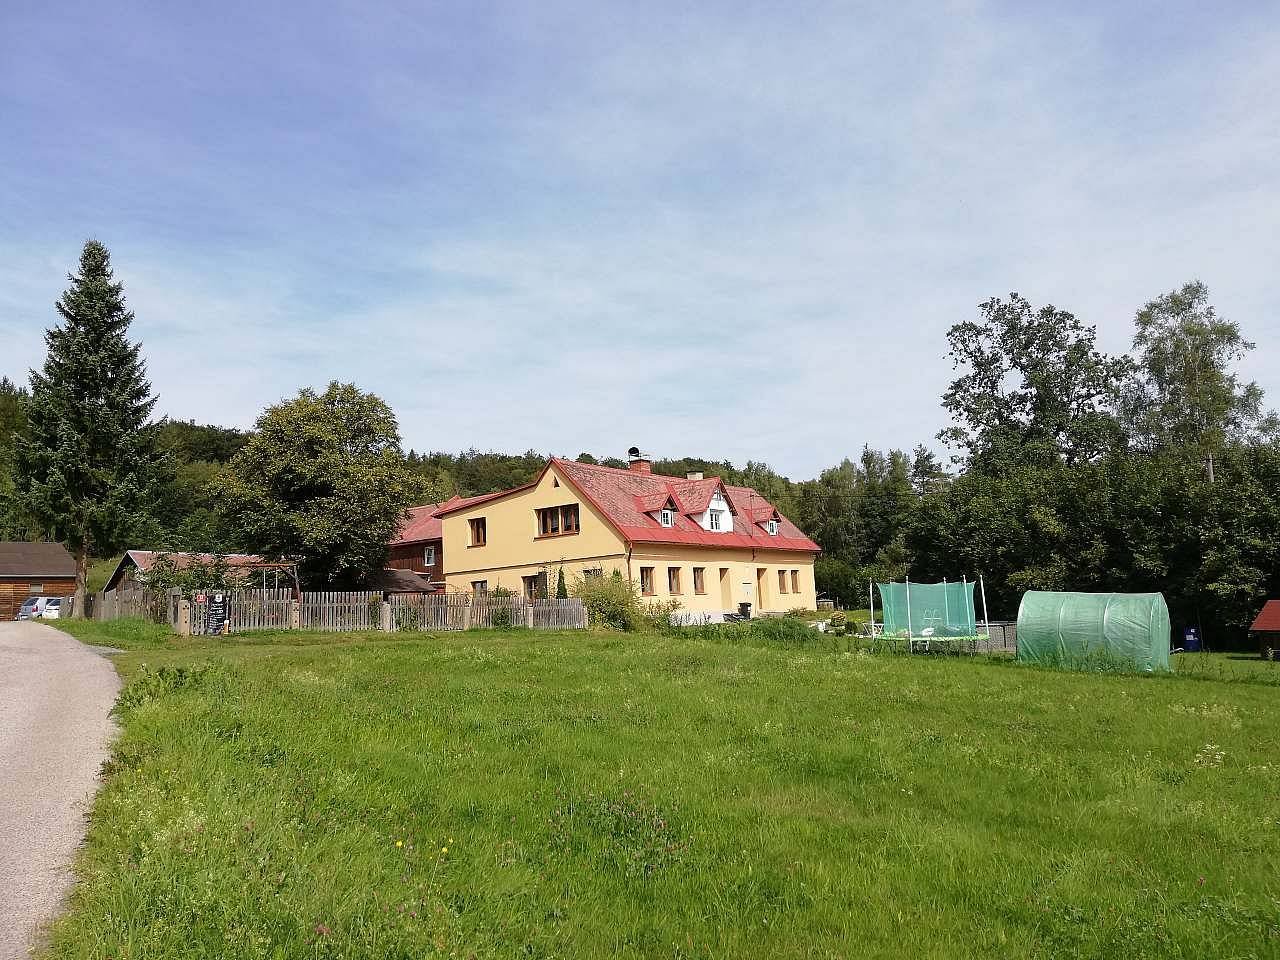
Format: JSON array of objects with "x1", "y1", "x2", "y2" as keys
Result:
[
  {"x1": 659, "y1": 508, "x2": 674, "y2": 527},
  {"x1": 423, "y1": 545, "x2": 436, "y2": 567},
  {"x1": 708, "y1": 509, "x2": 724, "y2": 530},
  {"x1": 766, "y1": 519, "x2": 778, "y2": 535}
]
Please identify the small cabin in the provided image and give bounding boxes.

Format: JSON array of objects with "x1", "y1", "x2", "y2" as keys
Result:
[{"x1": 0, "y1": 541, "x2": 77, "y2": 619}]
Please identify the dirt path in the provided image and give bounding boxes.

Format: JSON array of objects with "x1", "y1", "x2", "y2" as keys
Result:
[{"x1": 0, "y1": 621, "x2": 120, "y2": 960}]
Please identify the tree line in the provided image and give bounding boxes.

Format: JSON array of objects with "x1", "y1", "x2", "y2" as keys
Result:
[{"x1": 2, "y1": 241, "x2": 1275, "y2": 646}]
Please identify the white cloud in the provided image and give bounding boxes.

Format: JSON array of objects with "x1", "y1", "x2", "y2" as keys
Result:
[{"x1": 1, "y1": 1, "x2": 1276, "y2": 475}]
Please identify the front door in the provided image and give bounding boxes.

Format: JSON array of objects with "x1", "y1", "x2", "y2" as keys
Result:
[{"x1": 523, "y1": 572, "x2": 547, "y2": 600}]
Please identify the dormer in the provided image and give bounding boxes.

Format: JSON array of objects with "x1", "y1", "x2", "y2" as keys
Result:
[
  {"x1": 637, "y1": 491, "x2": 681, "y2": 528},
  {"x1": 749, "y1": 504, "x2": 782, "y2": 536},
  {"x1": 698, "y1": 488, "x2": 734, "y2": 533}
]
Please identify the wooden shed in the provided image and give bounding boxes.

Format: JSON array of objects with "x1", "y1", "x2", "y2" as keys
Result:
[
  {"x1": 0, "y1": 541, "x2": 77, "y2": 619},
  {"x1": 1251, "y1": 600, "x2": 1280, "y2": 661}
]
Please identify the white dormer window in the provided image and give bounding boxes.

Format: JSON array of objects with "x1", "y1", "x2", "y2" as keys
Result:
[
  {"x1": 423, "y1": 545, "x2": 436, "y2": 566},
  {"x1": 766, "y1": 519, "x2": 778, "y2": 536},
  {"x1": 659, "y1": 508, "x2": 675, "y2": 528},
  {"x1": 708, "y1": 509, "x2": 723, "y2": 531}
]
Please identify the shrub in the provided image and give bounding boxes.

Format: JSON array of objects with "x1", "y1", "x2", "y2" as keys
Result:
[{"x1": 572, "y1": 571, "x2": 642, "y2": 631}]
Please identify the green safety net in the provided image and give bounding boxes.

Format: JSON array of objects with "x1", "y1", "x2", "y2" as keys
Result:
[
  {"x1": 1015, "y1": 591, "x2": 1171, "y2": 672},
  {"x1": 877, "y1": 581, "x2": 977, "y2": 637}
]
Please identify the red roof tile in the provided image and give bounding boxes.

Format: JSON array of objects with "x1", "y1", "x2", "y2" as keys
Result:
[
  {"x1": 393, "y1": 494, "x2": 495, "y2": 544},
  {"x1": 1251, "y1": 600, "x2": 1280, "y2": 632},
  {"x1": 126, "y1": 550, "x2": 287, "y2": 572},
  {"x1": 551, "y1": 459, "x2": 819, "y2": 553}
]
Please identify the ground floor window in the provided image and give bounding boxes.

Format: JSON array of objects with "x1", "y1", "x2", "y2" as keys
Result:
[
  {"x1": 640, "y1": 567, "x2": 654, "y2": 595},
  {"x1": 693, "y1": 567, "x2": 705, "y2": 594},
  {"x1": 582, "y1": 567, "x2": 603, "y2": 579},
  {"x1": 668, "y1": 567, "x2": 682, "y2": 594},
  {"x1": 471, "y1": 580, "x2": 488, "y2": 594},
  {"x1": 778, "y1": 570, "x2": 788, "y2": 593},
  {"x1": 791, "y1": 569, "x2": 800, "y2": 593}
]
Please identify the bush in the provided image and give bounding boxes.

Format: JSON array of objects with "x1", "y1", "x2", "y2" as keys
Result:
[{"x1": 571, "y1": 571, "x2": 643, "y2": 631}]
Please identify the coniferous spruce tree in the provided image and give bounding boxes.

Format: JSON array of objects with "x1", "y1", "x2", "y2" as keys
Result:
[{"x1": 17, "y1": 240, "x2": 160, "y2": 600}]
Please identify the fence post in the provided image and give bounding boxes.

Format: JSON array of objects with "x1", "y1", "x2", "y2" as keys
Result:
[
  {"x1": 289, "y1": 599, "x2": 300, "y2": 630},
  {"x1": 381, "y1": 599, "x2": 392, "y2": 632},
  {"x1": 526, "y1": 602, "x2": 534, "y2": 628},
  {"x1": 463, "y1": 601, "x2": 472, "y2": 631},
  {"x1": 177, "y1": 600, "x2": 191, "y2": 637}
]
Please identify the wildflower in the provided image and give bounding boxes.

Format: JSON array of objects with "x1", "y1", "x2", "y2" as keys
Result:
[{"x1": 395, "y1": 840, "x2": 403, "y2": 848}]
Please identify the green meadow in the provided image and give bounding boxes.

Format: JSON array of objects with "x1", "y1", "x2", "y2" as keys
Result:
[{"x1": 48, "y1": 620, "x2": 1280, "y2": 959}]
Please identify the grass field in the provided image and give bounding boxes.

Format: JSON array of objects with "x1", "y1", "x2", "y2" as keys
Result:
[{"x1": 47, "y1": 620, "x2": 1280, "y2": 959}]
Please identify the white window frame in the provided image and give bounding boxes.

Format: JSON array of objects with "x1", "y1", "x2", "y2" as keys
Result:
[
  {"x1": 659, "y1": 508, "x2": 674, "y2": 528},
  {"x1": 423, "y1": 545, "x2": 436, "y2": 566},
  {"x1": 766, "y1": 519, "x2": 778, "y2": 536},
  {"x1": 708, "y1": 509, "x2": 723, "y2": 531}
]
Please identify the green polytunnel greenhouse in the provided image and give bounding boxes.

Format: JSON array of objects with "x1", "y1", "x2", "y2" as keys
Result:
[
  {"x1": 877, "y1": 580, "x2": 977, "y2": 637},
  {"x1": 1015, "y1": 591, "x2": 1171, "y2": 672}
]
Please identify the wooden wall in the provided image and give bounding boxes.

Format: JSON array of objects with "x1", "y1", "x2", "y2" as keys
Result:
[
  {"x1": 0, "y1": 578, "x2": 78, "y2": 619},
  {"x1": 386, "y1": 540, "x2": 443, "y2": 584}
]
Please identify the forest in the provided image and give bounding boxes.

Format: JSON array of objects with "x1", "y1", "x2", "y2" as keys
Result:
[{"x1": 2, "y1": 246, "x2": 1275, "y2": 647}]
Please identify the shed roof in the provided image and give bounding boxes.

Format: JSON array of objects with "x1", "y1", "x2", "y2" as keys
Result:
[
  {"x1": 1251, "y1": 600, "x2": 1280, "y2": 632},
  {"x1": 105, "y1": 550, "x2": 294, "y2": 592},
  {"x1": 0, "y1": 541, "x2": 77, "y2": 578}
]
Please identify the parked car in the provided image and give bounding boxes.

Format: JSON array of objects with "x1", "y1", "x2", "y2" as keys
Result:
[
  {"x1": 40, "y1": 597, "x2": 63, "y2": 619},
  {"x1": 15, "y1": 596, "x2": 53, "y2": 620}
]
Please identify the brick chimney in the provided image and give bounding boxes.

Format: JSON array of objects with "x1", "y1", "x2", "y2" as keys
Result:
[{"x1": 627, "y1": 446, "x2": 652, "y2": 474}]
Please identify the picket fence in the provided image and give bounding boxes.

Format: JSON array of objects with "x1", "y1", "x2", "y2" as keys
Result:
[
  {"x1": 190, "y1": 589, "x2": 293, "y2": 634},
  {"x1": 91, "y1": 587, "x2": 587, "y2": 635}
]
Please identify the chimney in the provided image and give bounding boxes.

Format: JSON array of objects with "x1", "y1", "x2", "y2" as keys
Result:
[
  {"x1": 686, "y1": 471, "x2": 703, "y2": 481},
  {"x1": 627, "y1": 446, "x2": 652, "y2": 474}
]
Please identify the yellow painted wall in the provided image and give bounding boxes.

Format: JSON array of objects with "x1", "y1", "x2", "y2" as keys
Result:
[
  {"x1": 441, "y1": 462, "x2": 817, "y2": 614},
  {"x1": 629, "y1": 543, "x2": 816, "y2": 615},
  {"x1": 441, "y1": 463, "x2": 628, "y2": 594}
]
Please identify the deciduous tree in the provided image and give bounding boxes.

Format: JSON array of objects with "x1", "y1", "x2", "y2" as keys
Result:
[{"x1": 214, "y1": 382, "x2": 420, "y2": 586}]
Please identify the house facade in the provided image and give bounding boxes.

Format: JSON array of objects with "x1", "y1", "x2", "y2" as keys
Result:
[
  {"x1": 436, "y1": 453, "x2": 819, "y2": 617},
  {"x1": 387, "y1": 494, "x2": 493, "y2": 592}
]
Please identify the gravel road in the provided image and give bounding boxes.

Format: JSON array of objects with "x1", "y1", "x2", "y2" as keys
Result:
[{"x1": 0, "y1": 621, "x2": 120, "y2": 960}]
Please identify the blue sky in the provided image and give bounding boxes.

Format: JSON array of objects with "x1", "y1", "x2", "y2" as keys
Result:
[{"x1": 2, "y1": 1, "x2": 1277, "y2": 477}]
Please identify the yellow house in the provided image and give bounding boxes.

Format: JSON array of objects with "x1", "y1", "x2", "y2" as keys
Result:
[{"x1": 437, "y1": 452, "x2": 820, "y2": 619}]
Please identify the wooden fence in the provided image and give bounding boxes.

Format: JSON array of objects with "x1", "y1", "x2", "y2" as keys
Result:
[
  {"x1": 191, "y1": 589, "x2": 293, "y2": 634},
  {"x1": 88, "y1": 587, "x2": 587, "y2": 635},
  {"x1": 301, "y1": 590, "x2": 382, "y2": 632}
]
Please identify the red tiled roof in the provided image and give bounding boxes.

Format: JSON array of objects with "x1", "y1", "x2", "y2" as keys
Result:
[
  {"x1": 126, "y1": 550, "x2": 287, "y2": 572},
  {"x1": 551, "y1": 458, "x2": 820, "y2": 553},
  {"x1": 1252, "y1": 600, "x2": 1280, "y2": 632},
  {"x1": 433, "y1": 485, "x2": 540, "y2": 517},
  {"x1": 636, "y1": 491, "x2": 678, "y2": 513},
  {"x1": 393, "y1": 494, "x2": 494, "y2": 544}
]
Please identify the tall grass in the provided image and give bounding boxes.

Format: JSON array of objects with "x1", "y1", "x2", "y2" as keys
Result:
[{"x1": 45, "y1": 622, "x2": 1280, "y2": 958}]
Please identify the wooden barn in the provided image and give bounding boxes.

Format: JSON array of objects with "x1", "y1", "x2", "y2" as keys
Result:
[{"x1": 0, "y1": 541, "x2": 77, "y2": 619}]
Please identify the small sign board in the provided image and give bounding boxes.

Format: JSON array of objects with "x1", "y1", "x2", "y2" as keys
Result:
[
  {"x1": 205, "y1": 592, "x2": 229, "y2": 635},
  {"x1": 1183, "y1": 626, "x2": 1200, "y2": 652}
]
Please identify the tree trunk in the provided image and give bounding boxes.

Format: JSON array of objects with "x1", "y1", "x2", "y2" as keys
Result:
[{"x1": 74, "y1": 540, "x2": 90, "y2": 611}]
